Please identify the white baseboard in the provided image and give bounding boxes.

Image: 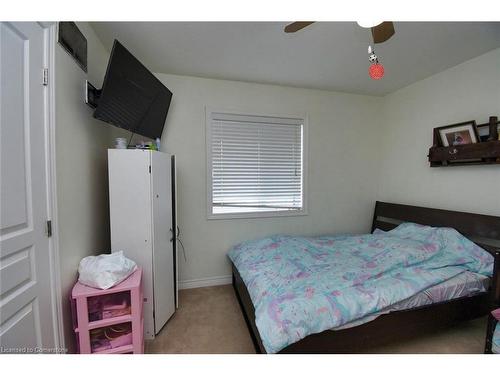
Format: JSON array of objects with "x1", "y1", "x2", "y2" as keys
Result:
[{"x1": 179, "y1": 275, "x2": 232, "y2": 290}]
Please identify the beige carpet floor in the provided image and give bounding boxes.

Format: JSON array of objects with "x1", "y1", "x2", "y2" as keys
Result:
[{"x1": 145, "y1": 285, "x2": 487, "y2": 354}]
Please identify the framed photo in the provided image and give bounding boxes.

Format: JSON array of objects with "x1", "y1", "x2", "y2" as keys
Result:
[{"x1": 436, "y1": 121, "x2": 479, "y2": 147}]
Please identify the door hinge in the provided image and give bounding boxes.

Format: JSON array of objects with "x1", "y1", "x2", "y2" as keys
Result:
[
  {"x1": 149, "y1": 165, "x2": 151, "y2": 173},
  {"x1": 42, "y1": 68, "x2": 49, "y2": 86},
  {"x1": 46, "y1": 220, "x2": 52, "y2": 237}
]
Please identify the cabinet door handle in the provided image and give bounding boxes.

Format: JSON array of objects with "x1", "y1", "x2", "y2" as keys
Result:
[{"x1": 169, "y1": 226, "x2": 181, "y2": 242}]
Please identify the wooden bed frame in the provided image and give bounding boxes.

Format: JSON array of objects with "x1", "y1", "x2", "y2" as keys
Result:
[{"x1": 231, "y1": 201, "x2": 500, "y2": 354}]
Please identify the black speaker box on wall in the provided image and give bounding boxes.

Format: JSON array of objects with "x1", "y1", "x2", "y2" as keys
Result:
[{"x1": 58, "y1": 22, "x2": 87, "y2": 72}]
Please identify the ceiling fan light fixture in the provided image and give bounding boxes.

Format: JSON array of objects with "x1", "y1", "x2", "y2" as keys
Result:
[{"x1": 357, "y1": 20, "x2": 383, "y2": 29}]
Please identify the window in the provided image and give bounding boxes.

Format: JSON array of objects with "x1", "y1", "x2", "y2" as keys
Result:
[{"x1": 207, "y1": 110, "x2": 307, "y2": 219}]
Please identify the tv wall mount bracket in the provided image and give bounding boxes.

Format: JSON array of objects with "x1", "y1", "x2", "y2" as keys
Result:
[{"x1": 84, "y1": 80, "x2": 101, "y2": 109}]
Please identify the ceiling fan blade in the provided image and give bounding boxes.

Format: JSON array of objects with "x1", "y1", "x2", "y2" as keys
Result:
[
  {"x1": 284, "y1": 22, "x2": 315, "y2": 33},
  {"x1": 371, "y1": 22, "x2": 395, "y2": 43}
]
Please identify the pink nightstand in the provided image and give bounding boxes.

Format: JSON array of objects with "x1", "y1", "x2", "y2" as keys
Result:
[{"x1": 71, "y1": 268, "x2": 143, "y2": 354}]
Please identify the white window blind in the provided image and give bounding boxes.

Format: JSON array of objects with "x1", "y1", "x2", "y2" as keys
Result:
[{"x1": 208, "y1": 111, "x2": 305, "y2": 217}]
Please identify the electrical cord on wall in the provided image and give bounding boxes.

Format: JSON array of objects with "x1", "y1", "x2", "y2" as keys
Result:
[
  {"x1": 174, "y1": 225, "x2": 187, "y2": 262},
  {"x1": 177, "y1": 238, "x2": 187, "y2": 262},
  {"x1": 127, "y1": 131, "x2": 136, "y2": 148}
]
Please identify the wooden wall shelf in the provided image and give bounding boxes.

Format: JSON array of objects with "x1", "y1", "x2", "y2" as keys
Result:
[
  {"x1": 429, "y1": 116, "x2": 500, "y2": 167},
  {"x1": 428, "y1": 141, "x2": 500, "y2": 167}
]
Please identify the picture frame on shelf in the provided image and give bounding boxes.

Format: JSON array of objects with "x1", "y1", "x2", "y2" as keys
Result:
[{"x1": 435, "y1": 121, "x2": 480, "y2": 147}]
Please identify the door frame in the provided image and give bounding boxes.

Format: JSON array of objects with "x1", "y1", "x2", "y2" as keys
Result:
[{"x1": 38, "y1": 21, "x2": 65, "y2": 351}]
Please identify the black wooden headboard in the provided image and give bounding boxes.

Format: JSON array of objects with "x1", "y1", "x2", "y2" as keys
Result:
[
  {"x1": 372, "y1": 201, "x2": 500, "y2": 253},
  {"x1": 371, "y1": 201, "x2": 500, "y2": 304}
]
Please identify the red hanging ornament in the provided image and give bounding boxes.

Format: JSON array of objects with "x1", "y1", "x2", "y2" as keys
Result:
[
  {"x1": 369, "y1": 63, "x2": 384, "y2": 80},
  {"x1": 367, "y1": 45, "x2": 385, "y2": 80}
]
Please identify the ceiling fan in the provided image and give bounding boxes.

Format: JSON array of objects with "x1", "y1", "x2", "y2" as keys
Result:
[{"x1": 284, "y1": 21, "x2": 395, "y2": 44}]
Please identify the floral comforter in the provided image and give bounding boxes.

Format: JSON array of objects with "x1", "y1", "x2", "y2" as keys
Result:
[{"x1": 228, "y1": 223, "x2": 493, "y2": 353}]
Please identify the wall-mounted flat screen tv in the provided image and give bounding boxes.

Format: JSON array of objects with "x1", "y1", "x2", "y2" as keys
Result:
[{"x1": 93, "y1": 40, "x2": 172, "y2": 140}]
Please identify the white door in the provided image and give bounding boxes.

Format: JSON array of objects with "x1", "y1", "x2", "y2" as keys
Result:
[
  {"x1": 0, "y1": 22, "x2": 56, "y2": 352},
  {"x1": 172, "y1": 155, "x2": 179, "y2": 309},
  {"x1": 109, "y1": 149, "x2": 156, "y2": 338},
  {"x1": 150, "y1": 152, "x2": 175, "y2": 334}
]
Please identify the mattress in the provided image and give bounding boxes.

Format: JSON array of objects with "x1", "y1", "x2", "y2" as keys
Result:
[{"x1": 334, "y1": 271, "x2": 489, "y2": 330}]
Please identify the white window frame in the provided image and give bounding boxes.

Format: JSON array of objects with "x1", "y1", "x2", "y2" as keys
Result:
[{"x1": 206, "y1": 107, "x2": 308, "y2": 220}]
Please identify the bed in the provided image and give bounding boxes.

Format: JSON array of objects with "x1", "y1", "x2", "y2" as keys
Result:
[{"x1": 230, "y1": 201, "x2": 500, "y2": 354}]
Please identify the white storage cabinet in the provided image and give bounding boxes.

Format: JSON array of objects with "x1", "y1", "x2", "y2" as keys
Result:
[{"x1": 108, "y1": 149, "x2": 176, "y2": 339}]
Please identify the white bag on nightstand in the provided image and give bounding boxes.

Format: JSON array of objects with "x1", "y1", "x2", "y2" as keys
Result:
[{"x1": 78, "y1": 251, "x2": 137, "y2": 289}]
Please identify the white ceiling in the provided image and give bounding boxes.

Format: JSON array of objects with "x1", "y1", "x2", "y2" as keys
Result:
[{"x1": 90, "y1": 22, "x2": 500, "y2": 96}]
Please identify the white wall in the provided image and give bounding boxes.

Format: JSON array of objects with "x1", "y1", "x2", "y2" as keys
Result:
[
  {"x1": 156, "y1": 49, "x2": 500, "y2": 287},
  {"x1": 54, "y1": 22, "x2": 113, "y2": 352},
  {"x1": 155, "y1": 73, "x2": 383, "y2": 287},
  {"x1": 377, "y1": 48, "x2": 500, "y2": 216}
]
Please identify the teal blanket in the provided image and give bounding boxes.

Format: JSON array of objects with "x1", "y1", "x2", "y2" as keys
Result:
[{"x1": 228, "y1": 223, "x2": 493, "y2": 353}]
